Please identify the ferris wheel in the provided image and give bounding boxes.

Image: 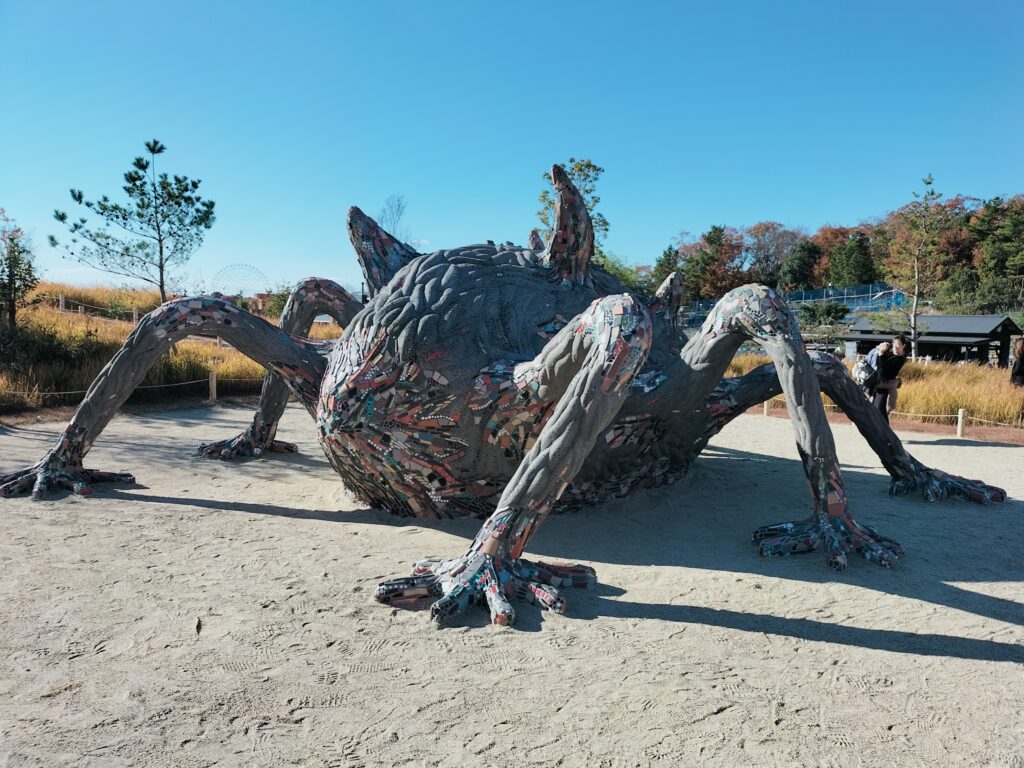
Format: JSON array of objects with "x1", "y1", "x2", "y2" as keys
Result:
[{"x1": 211, "y1": 264, "x2": 272, "y2": 297}]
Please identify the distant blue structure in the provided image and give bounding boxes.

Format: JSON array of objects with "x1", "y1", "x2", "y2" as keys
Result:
[{"x1": 678, "y1": 283, "x2": 904, "y2": 328}]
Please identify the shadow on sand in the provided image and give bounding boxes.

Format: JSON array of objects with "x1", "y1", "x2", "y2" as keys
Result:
[{"x1": 86, "y1": 442, "x2": 1024, "y2": 663}]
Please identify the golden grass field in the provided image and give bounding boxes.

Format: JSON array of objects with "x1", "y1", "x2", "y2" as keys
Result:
[
  {"x1": 729, "y1": 354, "x2": 1024, "y2": 427},
  {"x1": 3, "y1": 283, "x2": 1022, "y2": 427},
  {"x1": 1, "y1": 297, "x2": 342, "y2": 413},
  {"x1": 28, "y1": 281, "x2": 164, "y2": 317}
]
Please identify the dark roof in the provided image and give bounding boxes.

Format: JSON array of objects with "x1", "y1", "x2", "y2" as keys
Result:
[
  {"x1": 847, "y1": 314, "x2": 1022, "y2": 336},
  {"x1": 839, "y1": 332, "x2": 992, "y2": 346}
]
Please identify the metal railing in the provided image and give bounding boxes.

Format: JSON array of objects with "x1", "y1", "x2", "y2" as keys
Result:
[{"x1": 678, "y1": 283, "x2": 906, "y2": 328}]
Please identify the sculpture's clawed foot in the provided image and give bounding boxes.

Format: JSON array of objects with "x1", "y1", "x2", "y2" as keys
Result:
[
  {"x1": 197, "y1": 432, "x2": 297, "y2": 460},
  {"x1": 0, "y1": 460, "x2": 135, "y2": 500},
  {"x1": 753, "y1": 515, "x2": 904, "y2": 571},
  {"x1": 891, "y1": 464, "x2": 1006, "y2": 505},
  {"x1": 374, "y1": 553, "x2": 597, "y2": 627}
]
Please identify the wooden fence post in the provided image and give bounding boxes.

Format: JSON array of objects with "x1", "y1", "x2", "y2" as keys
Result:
[
  {"x1": 763, "y1": 400, "x2": 770, "y2": 417},
  {"x1": 132, "y1": 306, "x2": 139, "y2": 325},
  {"x1": 78, "y1": 305, "x2": 84, "y2": 315},
  {"x1": 956, "y1": 408, "x2": 966, "y2": 438},
  {"x1": 209, "y1": 370, "x2": 218, "y2": 402},
  {"x1": 59, "y1": 294, "x2": 65, "y2": 312}
]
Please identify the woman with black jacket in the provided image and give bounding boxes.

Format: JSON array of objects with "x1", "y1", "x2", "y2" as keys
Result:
[{"x1": 871, "y1": 335, "x2": 909, "y2": 423}]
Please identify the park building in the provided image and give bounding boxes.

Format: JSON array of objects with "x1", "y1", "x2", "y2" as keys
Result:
[{"x1": 840, "y1": 314, "x2": 1022, "y2": 367}]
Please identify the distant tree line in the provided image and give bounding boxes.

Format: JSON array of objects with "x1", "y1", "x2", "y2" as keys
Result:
[
  {"x1": 651, "y1": 190, "x2": 1024, "y2": 314},
  {"x1": 540, "y1": 160, "x2": 1024, "y2": 319}
]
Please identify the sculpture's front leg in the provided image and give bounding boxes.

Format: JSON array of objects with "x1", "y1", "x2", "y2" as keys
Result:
[{"x1": 375, "y1": 294, "x2": 652, "y2": 625}]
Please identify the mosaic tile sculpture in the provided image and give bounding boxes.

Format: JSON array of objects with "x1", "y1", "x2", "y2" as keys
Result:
[{"x1": 1, "y1": 166, "x2": 1006, "y2": 627}]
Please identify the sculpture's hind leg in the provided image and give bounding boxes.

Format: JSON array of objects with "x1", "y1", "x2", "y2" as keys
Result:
[
  {"x1": 667, "y1": 284, "x2": 902, "y2": 570},
  {"x1": 375, "y1": 294, "x2": 652, "y2": 626},
  {"x1": 198, "y1": 278, "x2": 361, "y2": 459},
  {"x1": 0, "y1": 298, "x2": 328, "y2": 499},
  {"x1": 698, "y1": 353, "x2": 1006, "y2": 504}
]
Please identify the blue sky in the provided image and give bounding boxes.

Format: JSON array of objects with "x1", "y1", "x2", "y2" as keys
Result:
[{"x1": 2, "y1": 0, "x2": 1022, "y2": 293}]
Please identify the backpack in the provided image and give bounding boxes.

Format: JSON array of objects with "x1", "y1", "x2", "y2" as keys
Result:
[{"x1": 852, "y1": 354, "x2": 879, "y2": 390}]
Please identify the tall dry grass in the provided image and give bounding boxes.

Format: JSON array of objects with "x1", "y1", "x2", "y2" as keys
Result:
[
  {"x1": 0, "y1": 304, "x2": 343, "y2": 413},
  {"x1": 27, "y1": 281, "x2": 345, "y2": 334},
  {"x1": 729, "y1": 354, "x2": 1024, "y2": 427},
  {"x1": 29, "y1": 281, "x2": 164, "y2": 318},
  {"x1": 896, "y1": 360, "x2": 1024, "y2": 426},
  {"x1": 307, "y1": 321, "x2": 343, "y2": 339}
]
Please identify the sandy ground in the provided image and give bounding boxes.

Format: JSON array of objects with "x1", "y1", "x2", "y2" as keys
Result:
[{"x1": 0, "y1": 404, "x2": 1021, "y2": 768}]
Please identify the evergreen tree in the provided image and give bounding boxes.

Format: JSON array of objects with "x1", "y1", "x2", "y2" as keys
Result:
[
  {"x1": 968, "y1": 196, "x2": 1024, "y2": 303},
  {"x1": 935, "y1": 265, "x2": 979, "y2": 312},
  {"x1": 50, "y1": 139, "x2": 215, "y2": 302},
  {"x1": 650, "y1": 245, "x2": 679, "y2": 291},
  {"x1": 778, "y1": 239, "x2": 821, "y2": 291},
  {"x1": 829, "y1": 231, "x2": 877, "y2": 287},
  {"x1": 0, "y1": 211, "x2": 39, "y2": 329}
]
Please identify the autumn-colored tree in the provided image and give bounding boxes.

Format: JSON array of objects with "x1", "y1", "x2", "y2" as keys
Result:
[
  {"x1": 743, "y1": 221, "x2": 803, "y2": 288},
  {"x1": 883, "y1": 176, "x2": 956, "y2": 358},
  {"x1": 875, "y1": 194, "x2": 977, "y2": 312},
  {"x1": 936, "y1": 195, "x2": 978, "y2": 267},
  {"x1": 809, "y1": 225, "x2": 853, "y2": 288},
  {"x1": 678, "y1": 226, "x2": 744, "y2": 300}
]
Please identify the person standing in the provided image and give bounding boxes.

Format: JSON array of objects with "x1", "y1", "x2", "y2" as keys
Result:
[
  {"x1": 1012, "y1": 337, "x2": 1024, "y2": 388},
  {"x1": 871, "y1": 335, "x2": 909, "y2": 423}
]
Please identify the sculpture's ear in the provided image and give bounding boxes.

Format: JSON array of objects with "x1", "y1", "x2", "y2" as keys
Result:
[
  {"x1": 528, "y1": 229, "x2": 544, "y2": 251},
  {"x1": 654, "y1": 271, "x2": 685, "y2": 317},
  {"x1": 541, "y1": 165, "x2": 593, "y2": 283},
  {"x1": 347, "y1": 207, "x2": 419, "y2": 298}
]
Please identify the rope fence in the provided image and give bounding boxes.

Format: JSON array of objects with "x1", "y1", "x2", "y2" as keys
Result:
[
  {"x1": 761, "y1": 396, "x2": 1024, "y2": 434},
  {"x1": 964, "y1": 414, "x2": 1024, "y2": 427},
  {"x1": 0, "y1": 374, "x2": 266, "y2": 405},
  {"x1": 32, "y1": 293, "x2": 152, "y2": 322},
  {"x1": 34, "y1": 294, "x2": 274, "y2": 324}
]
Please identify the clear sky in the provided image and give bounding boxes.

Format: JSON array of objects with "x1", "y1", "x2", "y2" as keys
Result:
[{"x1": 2, "y1": 0, "x2": 1022, "y2": 294}]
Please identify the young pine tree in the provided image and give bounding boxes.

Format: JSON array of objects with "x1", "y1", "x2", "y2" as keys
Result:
[{"x1": 50, "y1": 139, "x2": 215, "y2": 302}]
